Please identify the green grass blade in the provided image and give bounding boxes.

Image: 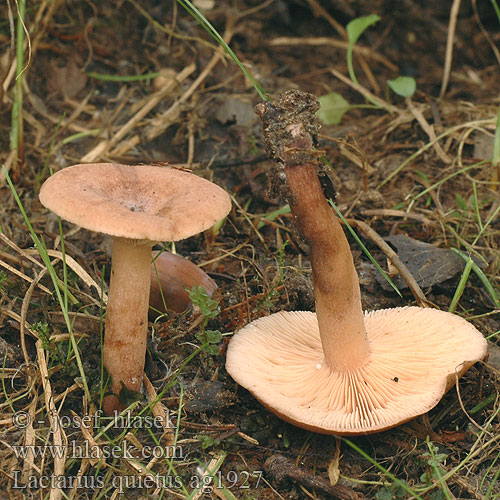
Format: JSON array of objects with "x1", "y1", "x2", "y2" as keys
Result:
[
  {"x1": 472, "y1": 181, "x2": 483, "y2": 232},
  {"x1": 472, "y1": 199, "x2": 500, "y2": 246},
  {"x1": 492, "y1": 0, "x2": 500, "y2": 23},
  {"x1": 176, "y1": 0, "x2": 269, "y2": 101},
  {"x1": 425, "y1": 437, "x2": 452, "y2": 500},
  {"x1": 484, "y1": 450, "x2": 500, "y2": 498},
  {"x1": 87, "y1": 71, "x2": 159, "y2": 82},
  {"x1": 448, "y1": 257, "x2": 473, "y2": 313},
  {"x1": 10, "y1": 0, "x2": 27, "y2": 162},
  {"x1": 256, "y1": 204, "x2": 291, "y2": 229},
  {"x1": 493, "y1": 105, "x2": 500, "y2": 166},
  {"x1": 330, "y1": 201, "x2": 402, "y2": 298},
  {"x1": 411, "y1": 162, "x2": 487, "y2": 203},
  {"x1": 3, "y1": 166, "x2": 91, "y2": 401},
  {"x1": 343, "y1": 438, "x2": 424, "y2": 500},
  {"x1": 451, "y1": 248, "x2": 500, "y2": 308}
]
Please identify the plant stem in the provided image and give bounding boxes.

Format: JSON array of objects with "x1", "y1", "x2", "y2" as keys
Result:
[{"x1": 10, "y1": 0, "x2": 26, "y2": 177}]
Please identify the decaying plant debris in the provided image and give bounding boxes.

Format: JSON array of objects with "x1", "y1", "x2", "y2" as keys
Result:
[{"x1": 0, "y1": 1, "x2": 499, "y2": 499}]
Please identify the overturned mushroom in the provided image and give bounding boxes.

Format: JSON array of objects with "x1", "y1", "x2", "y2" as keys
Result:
[
  {"x1": 225, "y1": 91, "x2": 487, "y2": 435},
  {"x1": 40, "y1": 163, "x2": 231, "y2": 414}
]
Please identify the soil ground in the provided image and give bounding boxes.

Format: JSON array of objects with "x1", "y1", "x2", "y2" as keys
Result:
[{"x1": 0, "y1": 1, "x2": 499, "y2": 499}]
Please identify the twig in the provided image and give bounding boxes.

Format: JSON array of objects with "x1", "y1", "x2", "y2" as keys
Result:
[
  {"x1": 454, "y1": 371, "x2": 491, "y2": 436},
  {"x1": 360, "y1": 209, "x2": 432, "y2": 225},
  {"x1": 0, "y1": 257, "x2": 51, "y2": 294},
  {"x1": 144, "y1": 26, "x2": 234, "y2": 144},
  {"x1": 329, "y1": 68, "x2": 400, "y2": 114},
  {"x1": 36, "y1": 340, "x2": 67, "y2": 500},
  {"x1": 406, "y1": 99, "x2": 451, "y2": 163},
  {"x1": 269, "y1": 37, "x2": 398, "y2": 71},
  {"x1": 440, "y1": 0, "x2": 461, "y2": 98},
  {"x1": 20, "y1": 267, "x2": 48, "y2": 365},
  {"x1": 25, "y1": 248, "x2": 107, "y2": 303},
  {"x1": 472, "y1": 0, "x2": 500, "y2": 68},
  {"x1": 265, "y1": 454, "x2": 365, "y2": 500},
  {"x1": 81, "y1": 64, "x2": 195, "y2": 162},
  {"x1": 305, "y1": 0, "x2": 345, "y2": 38},
  {"x1": 347, "y1": 219, "x2": 431, "y2": 307},
  {"x1": 143, "y1": 373, "x2": 175, "y2": 445},
  {"x1": 20, "y1": 394, "x2": 39, "y2": 482}
]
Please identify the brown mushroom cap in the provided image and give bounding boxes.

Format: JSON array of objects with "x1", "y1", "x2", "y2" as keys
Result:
[
  {"x1": 226, "y1": 307, "x2": 487, "y2": 435},
  {"x1": 149, "y1": 251, "x2": 218, "y2": 315},
  {"x1": 39, "y1": 163, "x2": 231, "y2": 242}
]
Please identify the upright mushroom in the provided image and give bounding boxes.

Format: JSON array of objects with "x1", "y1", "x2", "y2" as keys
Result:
[
  {"x1": 40, "y1": 163, "x2": 231, "y2": 414},
  {"x1": 225, "y1": 91, "x2": 487, "y2": 434}
]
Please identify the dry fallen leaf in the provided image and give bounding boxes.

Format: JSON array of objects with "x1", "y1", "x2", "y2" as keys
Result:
[{"x1": 46, "y1": 55, "x2": 87, "y2": 98}]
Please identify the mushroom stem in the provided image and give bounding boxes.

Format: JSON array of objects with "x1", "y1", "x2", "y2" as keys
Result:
[
  {"x1": 284, "y1": 162, "x2": 370, "y2": 371},
  {"x1": 103, "y1": 237, "x2": 152, "y2": 414}
]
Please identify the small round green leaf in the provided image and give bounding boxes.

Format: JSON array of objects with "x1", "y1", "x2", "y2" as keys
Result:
[
  {"x1": 346, "y1": 14, "x2": 381, "y2": 46},
  {"x1": 317, "y1": 92, "x2": 351, "y2": 125},
  {"x1": 387, "y1": 76, "x2": 417, "y2": 98}
]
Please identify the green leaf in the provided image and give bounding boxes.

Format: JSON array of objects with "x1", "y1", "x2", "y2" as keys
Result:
[
  {"x1": 206, "y1": 330, "x2": 222, "y2": 344},
  {"x1": 429, "y1": 491, "x2": 447, "y2": 500},
  {"x1": 197, "y1": 434, "x2": 220, "y2": 449},
  {"x1": 375, "y1": 490, "x2": 393, "y2": 500},
  {"x1": 203, "y1": 344, "x2": 220, "y2": 355},
  {"x1": 318, "y1": 92, "x2": 351, "y2": 125},
  {"x1": 493, "y1": 105, "x2": 500, "y2": 165},
  {"x1": 346, "y1": 14, "x2": 381, "y2": 46},
  {"x1": 455, "y1": 193, "x2": 469, "y2": 211},
  {"x1": 188, "y1": 285, "x2": 219, "y2": 318},
  {"x1": 387, "y1": 76, "x2": 417, "y2": 98},
  {"x1": 256, "y1": 204, "x2": 291, "y2": 230}
]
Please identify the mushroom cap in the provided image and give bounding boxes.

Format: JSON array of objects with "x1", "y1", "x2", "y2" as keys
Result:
[
  {"x1": 225, "y1": 307, "x2": 487, "y2": 435},
  {"x1": 39, "y1": 163, "x2": 231, "y2": 242},
  {"x1": 150, "y1": 251, "x2": 217, "y2": 314}
]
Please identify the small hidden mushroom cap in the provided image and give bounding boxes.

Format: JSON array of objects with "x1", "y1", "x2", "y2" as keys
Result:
[
  {"x1": 226, "y1": 307, "x2": 487, "y2": 435},
  {"x1": 149, "y1": 251, "x2": 218, "y2": 315},
  {"x1": 39, "y1": 163, "x2": 231, "y2": 242}
]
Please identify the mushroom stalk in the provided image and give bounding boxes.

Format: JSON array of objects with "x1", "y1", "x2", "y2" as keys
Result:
[
  {"x1": 103, "y1": 237, "x2": 152, "y2": 413},
  {"x1": 284, "y1": 162, "x2": 370, "y2": 370}
]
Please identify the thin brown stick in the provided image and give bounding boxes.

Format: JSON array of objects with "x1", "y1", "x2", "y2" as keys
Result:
[
  {"x1": 361, "y1": 209, "x2": 432, "y2": 225},
  {"x1": 36, "y1": 340, "x2": 67, "y2": 500},
  {"x1": 305, "y1": 0, "x2": 345, "y2": 38},
  {"x1": 348, "y1": 219, "x2": 431, "y2": 307},
  {"x1": 20, "y1": 267, "x2": 48, "y2": 365},
  {"x1": 20, "y1": 394, "x2": 39, "y2": 482},
  {"x1": 454, "y1": 371, "x2": 491, "y2": 435},
  {"x1": 329, "y1": 68, "x2": 400, "y2": 113},
  {"x1": 265, "y1": 455, "x2": 365, "y2": 500},
  {"x1": 269, "y1": 37, "x2": 398, "y2": 71},
  {"x1": 406, "y1": 99, "x2": 451, "y2": 164},
  {"x1": 143, "y1": 374, "x2": 175, "y2": 445},
  {"x1": 145, "y1": 26, "x2": 234, "y2": 143},
  {"x1": 472, "y1": 0, "x2": 500, "y2": 68},
  {"x1": 81, "y1": 64, "x2": 195, "y2": 162},
  {"x1": 440, "y1": 0, "x2": 461, "y2": 98},
  {"x1": 0, "y1": 258, "x2": 51, "y2": 294}
]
